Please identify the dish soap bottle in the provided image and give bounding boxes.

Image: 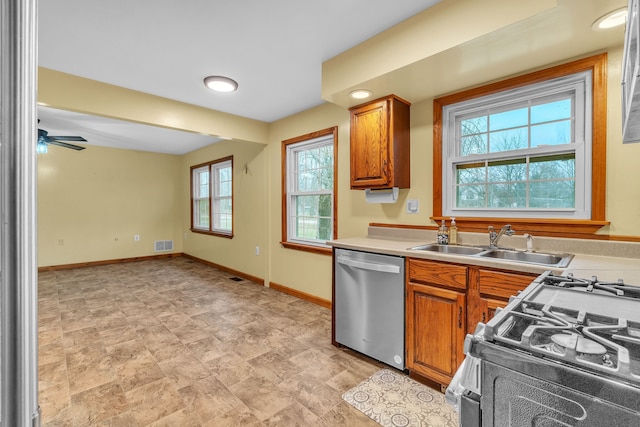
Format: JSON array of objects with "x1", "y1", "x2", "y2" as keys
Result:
[
  {"x1": 437, "y1": 220, "x2": 449, "y2": 245},
  {"x1": 449, "y1": 217, "x2": 458, "y2": 245}
]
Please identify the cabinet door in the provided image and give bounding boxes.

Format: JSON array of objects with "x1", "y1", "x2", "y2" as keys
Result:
[
  {"x1": 406, "y1": 282, "x2": 466, "y2": 385},
  {"x1": 478, "y1": 296, "x2": 508, "y2": 325},
  {"x1": 468, "y1": 269, "x2": 536, "y2": 331},
  {"x1": 350, "y1": 99, "x2": 390, "y2": 188}
]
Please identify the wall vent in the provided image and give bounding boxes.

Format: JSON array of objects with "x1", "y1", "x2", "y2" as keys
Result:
[{"x1": 154, "y1": 240, "x2": 174, "y2": 252}]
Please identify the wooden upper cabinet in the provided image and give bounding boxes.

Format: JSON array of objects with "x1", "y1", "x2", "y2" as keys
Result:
[{"x1": 349, "y1": 95, "x2": 411, "y2": 189}]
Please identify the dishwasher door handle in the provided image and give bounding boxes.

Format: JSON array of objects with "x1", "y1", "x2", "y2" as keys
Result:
[{"x1": 336, "y1": 255, "x2": 401, "y2": 274}]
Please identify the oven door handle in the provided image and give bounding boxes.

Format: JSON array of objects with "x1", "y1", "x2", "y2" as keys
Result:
[{"x1": 336, "y1": 256, "x2": 401, "y2": 274}]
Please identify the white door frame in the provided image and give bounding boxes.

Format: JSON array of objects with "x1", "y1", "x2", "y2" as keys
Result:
[{"x1": 0, "y1": 0, "x2": 40, "y2": 426}]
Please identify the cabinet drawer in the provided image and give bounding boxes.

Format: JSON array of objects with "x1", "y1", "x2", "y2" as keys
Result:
[
  {"x1": 478, "y1": 269, "x2": 536, "y2": 300},
  {"x1": 408, "y1": 258, "x2": 467, "y2": 291}
]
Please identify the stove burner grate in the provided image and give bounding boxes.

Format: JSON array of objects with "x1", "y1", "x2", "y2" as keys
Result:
[
  {"x1": 550, "y1": 333, "x2": 608, "y2": 356},
  {"x1": 540, "y1": 273, "x2": 640, "y2": 299}
]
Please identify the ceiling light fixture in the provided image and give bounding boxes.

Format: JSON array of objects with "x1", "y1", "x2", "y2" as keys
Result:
[
  {"x1": 592, "y1": 7, "x2": 628, "y2": 31},
  {"x1": 350, "y1": 89, "x2": 372, "y2": 100},
  {"x1": 204, "y1": 76, "x2": 239, "y2": 93}
]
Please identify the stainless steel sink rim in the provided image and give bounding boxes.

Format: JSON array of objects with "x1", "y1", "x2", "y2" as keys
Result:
[{"x1": 408, "y1": 243, "x2": 574, "y2": 268}]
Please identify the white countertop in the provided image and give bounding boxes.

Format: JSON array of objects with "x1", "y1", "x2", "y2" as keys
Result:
[{"x1": 328, "y1": 227, "x2": 640, "y2": 284}]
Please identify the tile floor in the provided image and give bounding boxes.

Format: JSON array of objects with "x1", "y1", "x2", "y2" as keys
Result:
[{"x1": 38, "y1": 257, "x2": 393, "y2": 426}]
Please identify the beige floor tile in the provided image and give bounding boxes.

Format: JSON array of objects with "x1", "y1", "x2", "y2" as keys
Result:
[
  {"x1": 317, "y1": 401, "x2": 380, "y2": 426},
  {"x1": 247, "y1": 350, "x2": 306, "y2": 384},
  {"x1": 263, "y1": 401, "x2": 320, "y2": 426},
  {"x1": 157, "y1": 352, "x2": 211, "y2": 389},
  {"x1": 125, "y1": 378, "x2": 185, "y2": 426},
  {"x1": 114, "y1": 353, "x2": 166, "y2": 393},
  {"x1": 279, "y1": 373, "x2": 344, "y2": 417},
  {"x1": 205, "y1": 351, "x2": 256, "y2": 387},
  {"x1": 62, "y1": 326, "x2": 101, "y2": 348},
  {"x1": 38, "y1": 258, "x2": 395, "y2": 426},
  {"x1": 66, "y1": 345, "x2": 115, "y2": 394},
  {"x1": 69, "y1": 381, "x2": 128, "y2": 427},
  {"x1": 229, "y1": 374, "x2": 295, "y2": 421},
  {"x1": 186, "y1": 336, "x2": 226, "y2": 363},
  {"x1": 177, "y1": 375, "x2": 245, "y2": 423}
]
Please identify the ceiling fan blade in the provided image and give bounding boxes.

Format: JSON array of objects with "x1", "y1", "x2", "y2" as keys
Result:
[
  {"x1": 47, "y1": 140, "x2": 86, "y2": 150},
  {"x1": 49, "y1": 135, "x2": 87, "y2": 142}
]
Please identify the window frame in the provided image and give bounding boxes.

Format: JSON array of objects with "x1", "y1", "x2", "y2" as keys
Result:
[
  {"x1": 442, "y1": 71, "x2": 590, "y2": 219},
  {"x1": 432, "y1": 54, "x2": 609, "y2": 235},
  {"x1": 190, "y1": 156, "x2": 234, "y2": 238},
  {"x1": 281, "y1": 127, "x2": 338, "y2": 255}
]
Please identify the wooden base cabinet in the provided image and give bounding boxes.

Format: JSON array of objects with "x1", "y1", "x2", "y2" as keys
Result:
[
  {"x1": 406, "y1": 283, "x2": 466, "y2": 385},
  {"x1": 406, "y1": 259, "x2": 467, "y2": 385},
  {"x1": 467, "y1": 268, "x2": 537, "y2": 332},
  {"x1": 406, "y1": 258, "x2": 538, "y2": 386}
]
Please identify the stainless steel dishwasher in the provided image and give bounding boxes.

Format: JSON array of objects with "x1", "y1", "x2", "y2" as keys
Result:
[{"x1": 334, "y1": 248, "x2": 405, "y2": 370}]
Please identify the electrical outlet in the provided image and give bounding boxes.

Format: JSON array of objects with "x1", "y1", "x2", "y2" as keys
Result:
[
  {"x1": 407, "y1": 199, "x2": 419, "y2": 214},
  {"x1": 255, "y1": 246, "x2": 260, "y2": 256},
  {"x1": 58, "y1": 239, "x2": 64, "y2": 246},
  {"x1": 134, "y1": 234, "x2": 140, "y2": 241}
]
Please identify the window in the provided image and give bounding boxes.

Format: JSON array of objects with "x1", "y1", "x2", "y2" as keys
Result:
[
  {"x1": 282, "y1": 127, "x2": 337, "y2": 254},
  {"x1": 443, "y1": 73, "x2": 589, "y2": 218},
  {"x1": 190, "y1": 156, "x2": 233, "y2": 237},
  {"x1": 433, "y1": 54, "x2": 608, "y2": 233}
]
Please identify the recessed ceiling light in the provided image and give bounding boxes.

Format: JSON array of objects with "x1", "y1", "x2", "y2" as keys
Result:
[
  {"x1": 350, "y1": 89, "x2": 372, "y2": 100},
  {"x1": 592, "y1": 7, "x2": 627, "y2": 31},
  {"x1": 204, "y1": 76, "x2": 238, "y2": 93}
]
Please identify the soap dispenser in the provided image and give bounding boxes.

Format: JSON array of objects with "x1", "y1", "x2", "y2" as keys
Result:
[
  {"x1": 449, "y1": 217, "x2": 458, "y2": 245},
  {"x1": 437, "y1": 220, "x2": 449, "y2": 245}
]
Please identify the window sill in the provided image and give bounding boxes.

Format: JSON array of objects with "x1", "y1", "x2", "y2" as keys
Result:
[
  {"x1": 429, "y1": 217, "x2": 609, "y2": 238},
  {"x1": 280, "y1": 241, "x2": 332, "y2": 256},
  {"x1": 191, "y1": 229, "x2": 234, "y2": 239}
]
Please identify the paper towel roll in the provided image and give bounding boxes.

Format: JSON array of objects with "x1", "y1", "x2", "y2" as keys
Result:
[{"x1": 365, "y1": 187, "x2": 399, "y2": 203}]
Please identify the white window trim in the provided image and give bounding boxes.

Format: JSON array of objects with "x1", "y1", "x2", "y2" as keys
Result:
[
  {"x1": 441, "y1": 71, "x2": 592, "y2": 219},
  {"x1": 212, "y1": 159, "x2": 232, "y2": 234},
  {"x1": 192, "y1": 165, "x2": 209, "y2": 231},
  {"x1": 285, "y1": 134, "x2": 334, "y2": 247}
]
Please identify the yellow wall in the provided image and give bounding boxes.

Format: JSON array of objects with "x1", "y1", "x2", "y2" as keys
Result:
[
  {"x1": 605, "y1": 47, "x2": 640, "y2": 235},
  {"x1": 36, "y1": 37, "x2": 640, "y2": 303},
  {"x1": 264, "y1": 101, "x2": 434, "y2": 300},
  {"x1": 37, "y1": 145, "x2": 182, "y2": 266},
  {"x1": 180, "y1": 139, "x2": 268, "y2": 280}
]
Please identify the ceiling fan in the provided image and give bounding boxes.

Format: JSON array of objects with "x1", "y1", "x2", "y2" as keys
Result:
[{"x1": 37, "y1": 120, "x2": 87, "y2": 153}]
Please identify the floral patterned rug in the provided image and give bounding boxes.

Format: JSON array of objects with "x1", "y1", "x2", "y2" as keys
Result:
[{"x1": 342, "y1": 369, "x2": 459, "y2": 427}]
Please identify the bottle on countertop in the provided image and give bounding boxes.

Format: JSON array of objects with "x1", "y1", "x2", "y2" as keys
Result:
[
  {"x1": 449, "y1": 217, "x2": 458, "y2": 245},
  {"x1": 437, "y1": 220, "x2": 449, "y2": 245}
]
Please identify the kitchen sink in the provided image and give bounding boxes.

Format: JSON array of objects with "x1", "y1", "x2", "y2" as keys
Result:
[
  {"x1": 408, "y1": 243, "x2": 573, "y2": 267},
  {"x1": 408, "y1": 244, "x2": 488, "y2": 255},
  {"x1": 478, "y1": 249, "x2": 573, "y2": 268}
]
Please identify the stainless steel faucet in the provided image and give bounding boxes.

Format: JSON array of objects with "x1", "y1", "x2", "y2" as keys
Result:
[{"x1": 488, "y1": 224, "x2": 515, "y2": 249}]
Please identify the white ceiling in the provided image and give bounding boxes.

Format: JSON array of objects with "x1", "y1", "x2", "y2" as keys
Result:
[
  {"x1": 37, "y1": 0, "x2": 440, "y2": 154},
  {"x1": 37, "y1": 106, "x2": 222, "y2": 155}
]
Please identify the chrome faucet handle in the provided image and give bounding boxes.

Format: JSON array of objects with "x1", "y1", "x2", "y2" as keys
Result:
[
  {"x1": 489, "y1": 224, "x2": 515, "y2": 248},
  {"x1": 488, "y1": 226, "x2": 497, "y2": 246}
]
